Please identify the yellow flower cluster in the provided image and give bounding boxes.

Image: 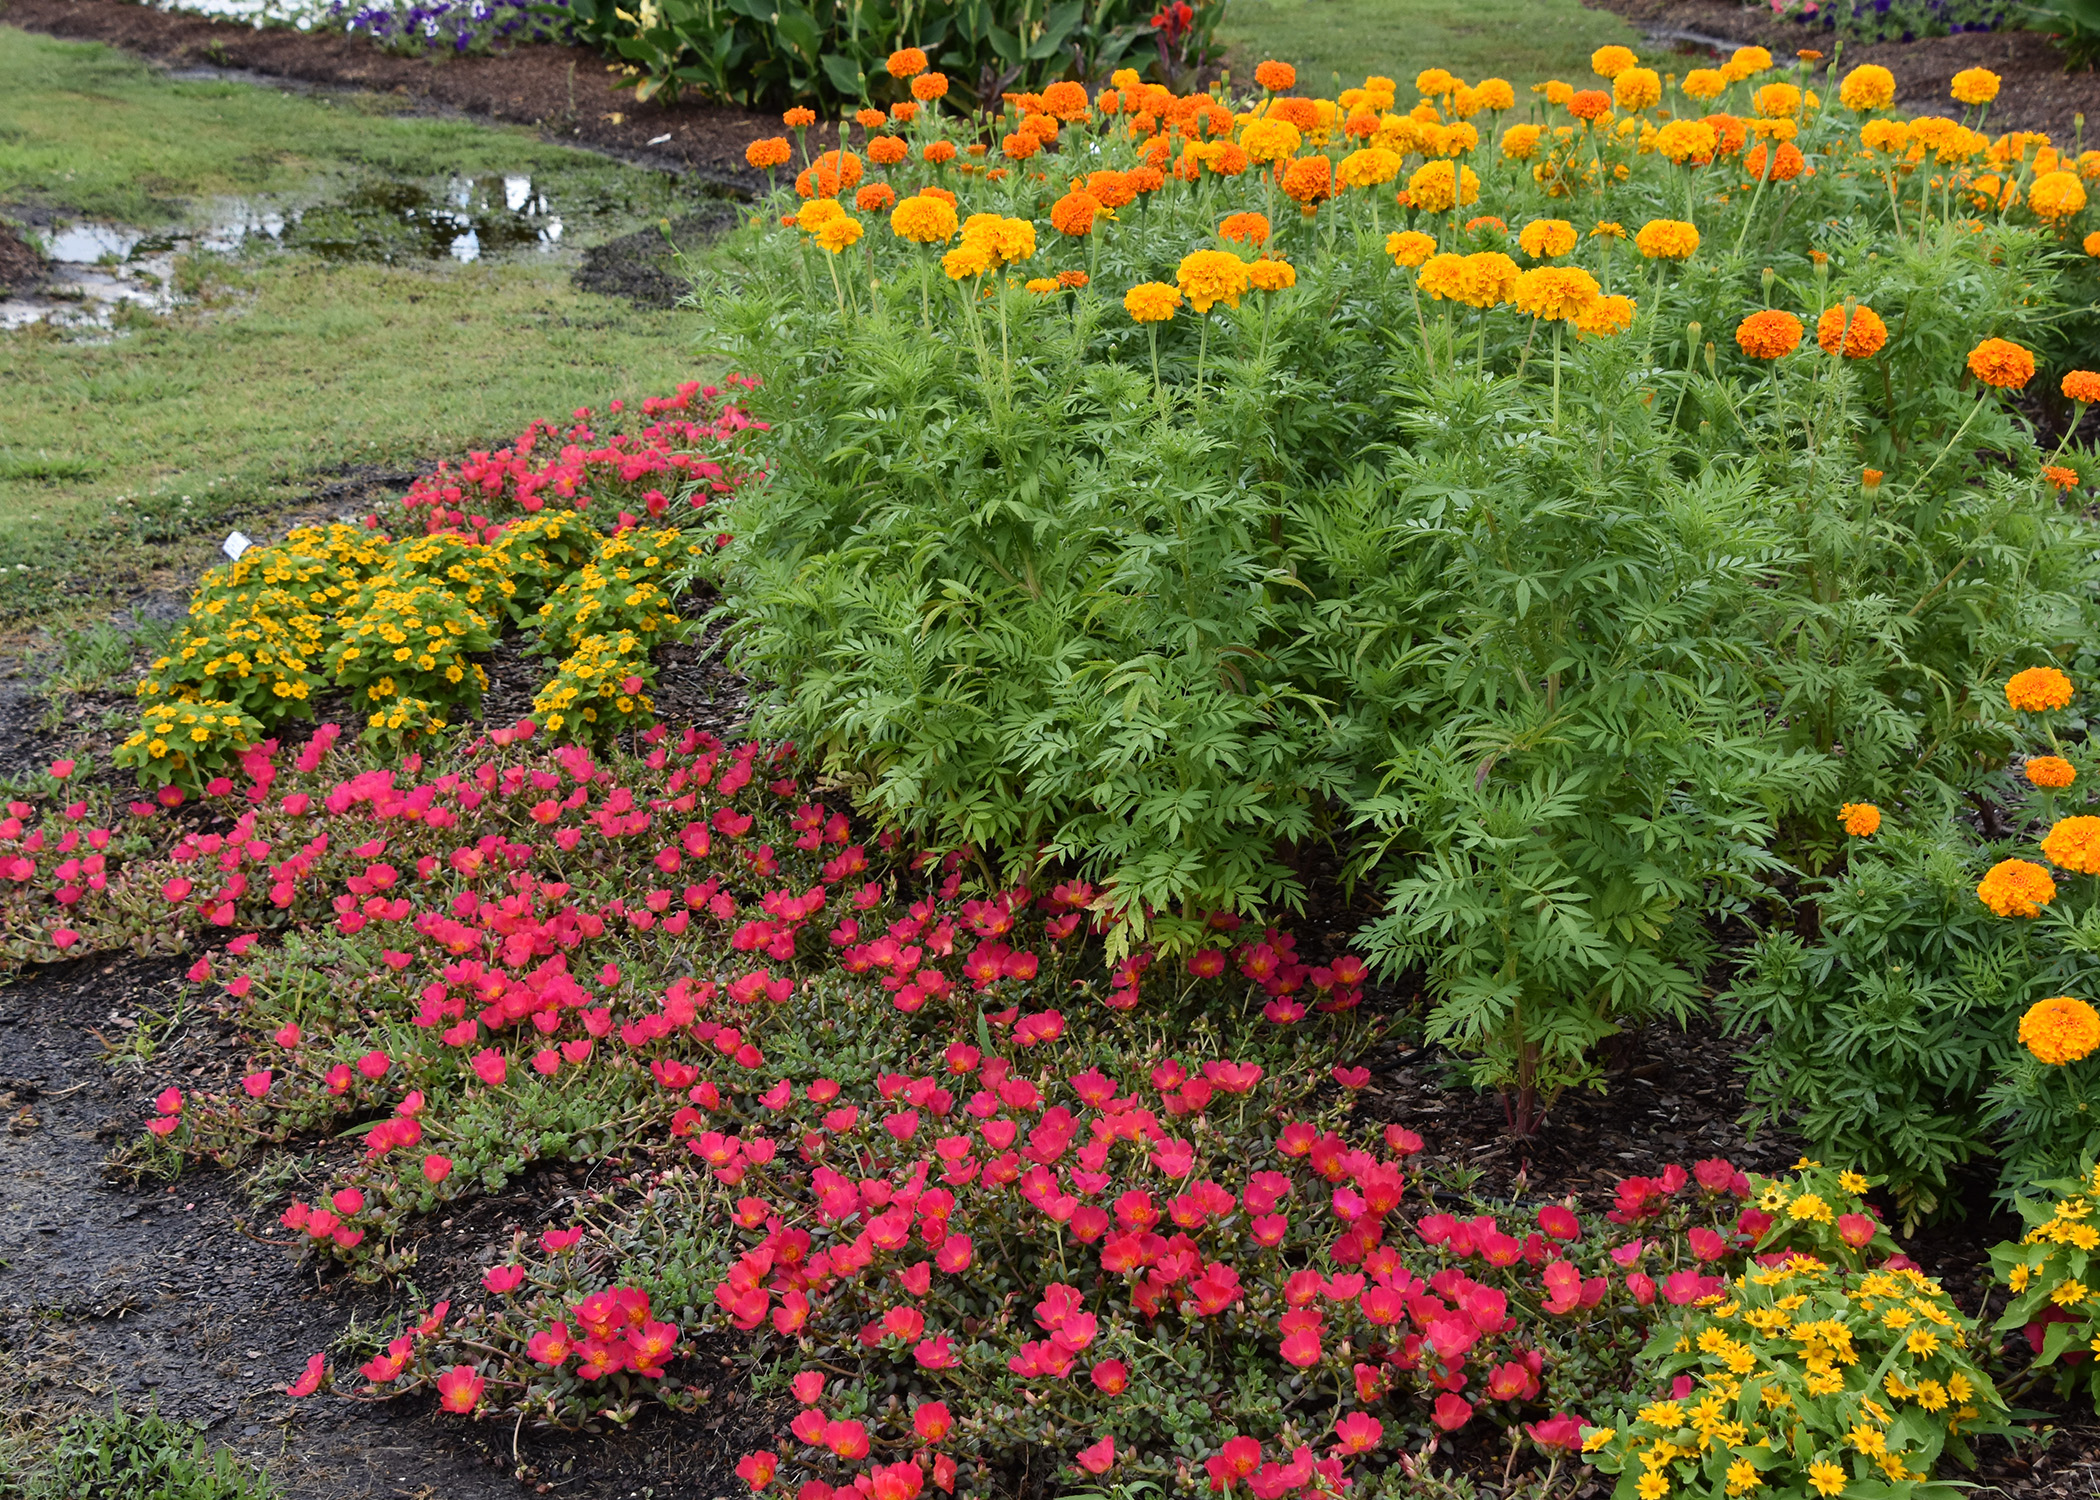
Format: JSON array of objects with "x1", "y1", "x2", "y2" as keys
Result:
[
  {"x1": 1587, "y1": 1254, "x2": 1999, "y2": 1500},
  {"x1": 116, "y1": 699, "x2": 267, "y2": 792},
  {"x1": 533, "y1": 629, "x2": 655, "y2": 739}
]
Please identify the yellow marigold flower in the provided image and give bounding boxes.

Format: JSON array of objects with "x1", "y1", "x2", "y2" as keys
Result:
[
  {"x1": 1591, "y1": 44, "x2": 1639, "y2": 79},
  {"x1": 942, "y1": 242, "x2": 994, "y2": 279},
  {"x1": 797, "y1": 198, "x2": 846, "y2": 231},
  {"x1": 1840, "y1": 64, "x2": 1896, "y2": 111},
  {"x1": 1951, "y1": 67, "x2": 2001, "y2": 105},
  {"x1": 813, "y1": 214, "x2": 864, "y2": 253},
  {"x1": 2027, "y1": 756, "x2": 2077, "y2": 789},
  {"x1": 1839, "y1": 802, "x2": 1880, "y2": 837},
  {"x1": 1385, "y1": 230, "x2": 1438, "y2": 268},
  {"x1": 1240, "y1": 117, "x2": 1303, "y2": 164},
  {"x1": 1176, "y1": 249, "x2": 1252, "y2": 313},
  {"x1": 1123, "y1": 281, "x2": 1182, "y2": 323},
  {"x1": 1451, "y1": 251, "x2": 1519, "y2": 308},
  {"x1": 1978, "y1": 858, "x2": 2057, "y2": 917},
  {"x1": 1501, "y1": 123, "x2": 1543, "y2": 160},
  {"x1": 1654, "y1": 119, "x2": 1719, "y2": 165},
  {"x1": 1566, "y1": 293, "x2": 1632, "y2": 338},
  {"x1": 1592, "y1": 220, "x2": 1628, "y2": 238},
  {"x1": 1615, "y1": 67, "x2": 1662, "y2": 112},
  {"x1": 1736, "y1": 309, "x2": 1803, "y2": 359},
  {"x1": 1518, "y1": 219, "x2": 1578, "y2": 258},
  {"x1": 1683, "y1": 68, "x2": 1727, "y2": 101},
  {"x1": 1406, "y1": 159, "x2": 1481, "y2": 213},
  {"x1": 1511, "y1": 265, "x2": 1601, "y2": 321},
  {"x1": 1249, "y1": 258, "x2": 1296, "y2": 292},
  {"x1": 1476, "y1": 77, "x2": 1516, "y2": 110},
  {"x1": 1337, "y1": 147, "x2": 1404, "y2": 188},
  {"x1": 1024, "y1": 277, "x2": 1060, "y2": 293},
  {"x1": 1728, "y1": 45, "x2": 1772, "y2": 76},
  {"x1": 2023, "y1": 997, "x2": 2100, "y2": 1064},
  {"x1": 1966, "y1": 337, "x2": 2034, "y2": 389},
  {"x1": 891, "y1": 194, "x2": 959, "y2": 244},
  {"x1": 2043, "y1": 815, "x2": 2100, "y2": 874},
  {"x1": 2088, "y1": 230, "x2": 2100, "y2": 256},
  {"x1": 1636, "y1": 218, "x2": 1700, "y2": 258},
  {"x1": 1861, "y1": 118, "x2": 1910, "y2": 153},
  {"x1": 2030, "y1": 170, "x2": 2088, "y2": 221},
  {"x1": 1753, "y1": 82, "x2": 1802, "y2": 119}
]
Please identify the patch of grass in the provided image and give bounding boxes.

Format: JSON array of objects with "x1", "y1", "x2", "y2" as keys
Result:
[
  {"x1": 1216, "y1": 0, "x2": 1643, "y2": 94},
  {"x1": 0, "y1": 253, "x2": 709, "y2": 618},
  {"x1": 0, "y1": 26, "x2": 673, "y2": 225},
  {"x1": 2, "y1": 1400, "x2": 276, "y2": 1500}
]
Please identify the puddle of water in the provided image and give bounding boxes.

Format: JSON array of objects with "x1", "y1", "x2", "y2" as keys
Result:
[{"x1": 2, "y1": 166, "x2": 696, "y2": 330}]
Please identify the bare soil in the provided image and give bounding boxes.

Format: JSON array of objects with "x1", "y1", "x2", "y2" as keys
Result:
[
  {"x1": 1587, "y1": 0, "x2": 2100, "y2": 139},
  {"x1": 0, "y1": 217, "x2": 42, "y2": 297}
]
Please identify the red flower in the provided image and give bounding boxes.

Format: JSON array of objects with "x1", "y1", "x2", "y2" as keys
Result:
[
  {"x1": 1837, "y1": 1213, "x2": 1877, "y2": 1248},
  {"x1": 736, "y1": 1451, "x2": 779, "y2": 1492},
  {"x1": 914, "y1": 1400, "x2": 953, "y2": 1443},
  {"x1": 423, "y1": 1153, "x2": 453, "y2": 1183},
  {"x1": 1075, "y1": 1436, "x2": 1116, "y2": 1474},
  {"x1": 484, "y1": 1264, "x2": 527, "y2": 1294},
  {"x1": 1536, "y1": 1204, "x2": 1580, "y2": 1241},
  {"x1": 436, "y1": 1364, "x2": 485, "y2": 1413},
  {"x1": 1091, "y1": 1358, "x2": 1129, "y2": 1394},
  {"x1": 1431, "y1": 1393, "x2": 1473, "y2": 1431},
  {"x1": 287, "y1": 1352, "x2": 327, "y2": 1398},
  {"x1": 823, "y1": 1419, "x2": 870, "y2": 1459},
  {"x1": 1527, "y1": 1414, "x2": 1585, "y2": 1453},
  {"x1": 1331, "y1": 1412, "x2": 1381, "y2": 1455},
  {"x1": 869, "y1": 1463, "x2": 923, "y2": 1500}
]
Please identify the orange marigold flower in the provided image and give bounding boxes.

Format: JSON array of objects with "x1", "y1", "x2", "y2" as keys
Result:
[
  {"x1": 1727, "y1": 45, "x2": 1772, "y2": 78},
  {"x1": 1386, "y1": 230, "x2": 1437, "y2": 268},
  {"x1": 1124, "y1": 281, "x2": 1181, "y2": 322},
  {"x1": 1839, "y1": 64, "x2": 1896, "y2": 111},
  {"x1": 923, "y1": 141, "x2": 958, "y2": 164},
  {"x1": 1744, "y1": 141, "x2": 1807, "y2": 181},
  {"x1": 1573, "y1": 293, "x2": 1635, "y2": 337},
  {"x1": 1127, "y1": 164, "x2": 1165, "y2": 195},
  {"x1": 1280, "y1": 155, "x2": 1336, "y2": 206},
  {"x1": 1816, "y1": 303, "x2": 1888, "y2": 359},
  {"x1": 1001, "y1": 132, "x2": 1041, "y2": 161},
  {"x1": 1057, "y1": 269, "x2": 1089, "y2": 288},
  {"x1": 856, "y1": 108, "x2": 886, "y2": 130},
  {"x1": 1219, "y1": 212, "x2": 1271, "y2": 246},
  {"x1": 2008, "y1": 666, "x2": 2075, "y2": 711},
  {"x1": 1255, "y1": 60, "x2": 1296, "y2": 92},
  {"x1": 855, "y1": 183, "x2": 897, "y2": 212},
  {"x1": 1042, "y1": 81, "x2": 1090, "y2": 120},
  {"x1": 2020, "y1": 996, "x2": 2100, "y2": 1064},
  {"x1": 890, "y1": 101, "x2": 918, "y2": 122},
  {"x1": 1088, "y1": 170, "x2": 1136, "y2": 208},
  {"x1": 1968, "y1": 337, "x2": 2036, "y2": 390},
  {"x1": 1862, "y1": 468, "x2": 1884, "y2": 488},
  {"x1": 2064, "y1": 371, "x2": 2100, "y2": 404},
  {"x1": 1568, "y1": 90, "x2": 1612, "y2": 122},
  {"x1": 2029, "y1": 171, "x2": 2087, "y2": 221},
  {"x1": 868, "y1": 135, "x2": 910, "y2": 166},
  {"x1": 1249, "y1": 258, "x2": 1296, "y2": 292},
  {"x1": 2087, "y1": 230, "x2": 2100, "y2": 256},
  {"x1": 795, "y1": 149, "x2": 863, "y2": 198},
  {"x1": 1510, "y1": 265, "x2": 1601, "y2": 321},
  {"x1": 1654, "y1": 119, "x2": 1719, "y2": 165},
  {"x1": 2026, "y1": 756, "x2": 2077, "y2": 789},
  {"x1": 1465, "y1": 215, "x2": 1508, "y2": 234},
  {"x1": 784, "y1": 107, "x2": 817, "y2": 128},
  {"x1": 1635, "y1": 218, "x2": 1699, "y2": 258},
  {"x1": 911, "y1": 72, "x2": 950, "y2": 102},
  {"x1": 1050, "y1": 190, "x2": 1104, "y2": 236},
  {"x1": 2042, "y1": 815, "x2": 2100, "y2": 875},
  {"x1": 1420, "y1": 251, "x2": 1518, "y2": 309},
  {"x1": 1177, "y1": 249, "x2": 1252, "y2": 313},
  {"x1": 1951, "y1": 68, "x2": 2000, "y2": 105},
  {"x1": 1518, "y1": 219, "x2": 1578, "y2": 258},
  {"x1": 1978, "y1": 858, "x2": 2057, "y2": 918},
  {"x1": 886, "y1": 47, "x2": 928, "y2": 78},
  {"x1": 1839, "y1": 802, "x2": 1881, "y2": 837},
  {"x1": 745, "y1": 137, "x2": 793, "y2": 170},
  {"x1": 1736, "y1": 309, "x2": 1804, "y2": 359},
  {"x1": 2044, "y1": 465, "x2": 2081, "y2": 491}
]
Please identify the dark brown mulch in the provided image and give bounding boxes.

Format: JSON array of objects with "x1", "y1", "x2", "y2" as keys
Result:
[
  {"x1": 1586, "y1": 0, "x2": 2100, "y2": 140},
  {"x1": 0, "y1": 952, "x2": 783, "y2": 1499},
  {"x1": 0, "y1": 0, "x2": 782, "y2": 196},
  {"x1": 0, "y1": 216, "x2": 42, "y2": 297}
]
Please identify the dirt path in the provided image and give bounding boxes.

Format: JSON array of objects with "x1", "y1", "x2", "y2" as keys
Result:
[{"x1": 0, "y1": 954, "x2": 750, "y2": 1498}]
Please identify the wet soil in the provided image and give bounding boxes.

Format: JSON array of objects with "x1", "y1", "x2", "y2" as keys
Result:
[
  {"x1": 574, "y1": 207, "x2": 743, "y2": 310},
  {"x1": 0, "y1": 951, "x2": 775, "y2": 1497},
  {"x1": 0, "y1": 217, "x2": 43, "y2": 297},
  {"x1": 1585, "y1": 0, "x2": 2100, "y2": 140},
  {"x1": 0, "y1": 0, "x2": 784, "y2": 197}
]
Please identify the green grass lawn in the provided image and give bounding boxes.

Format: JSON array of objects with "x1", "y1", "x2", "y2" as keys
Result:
[
  {"x1": 0, "y1": 26, "x2": 716, "y2": 622},
  {"x1": 1217, "y1": 0, "x2": 1642, "y2": 95}
]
